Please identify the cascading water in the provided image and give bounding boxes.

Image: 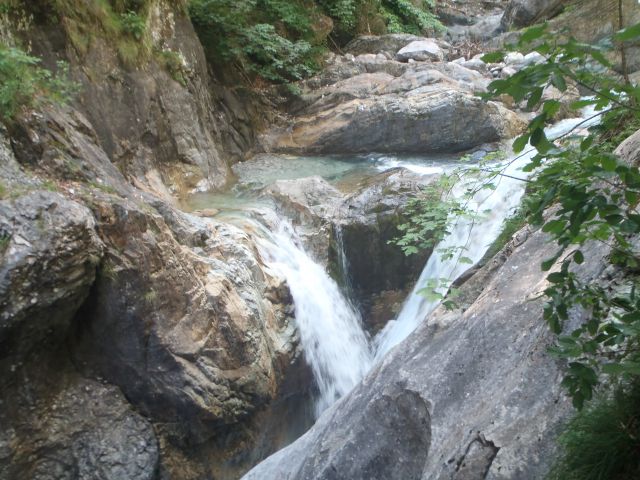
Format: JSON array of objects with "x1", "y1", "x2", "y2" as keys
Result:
[
  {"x1": 256, "y1": 218, "x2": 373, "y2": 416},
  {"x1": 375, "y1": 108, "x2": 599, "y2": 359}
]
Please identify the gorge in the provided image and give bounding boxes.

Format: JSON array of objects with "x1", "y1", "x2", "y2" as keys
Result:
[{"x1": 1, "y1": 1, "x2": 640, "y2": 480}]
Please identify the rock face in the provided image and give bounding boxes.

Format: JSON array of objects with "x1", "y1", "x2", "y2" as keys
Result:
[
  {"x1": 335, "y1": 169, "x2": 434, "y2": 330},
  {"x1": 259, "y1": 169, "x2": 435, "y2": 332},
  {"x1": 0, "y1": 370, "x2": 159, "y2": 480},
  {"x1": 268, "y1": 87, "x2": 524, "y2": 154},
  {"x1": 243, "y1": 227, "x2": 610, "y2": 480},
  {"x1": 30, "y1": 0, "x2": 270, "y2": 195}
]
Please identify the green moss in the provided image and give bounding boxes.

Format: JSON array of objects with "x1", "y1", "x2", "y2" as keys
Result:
[
  {"x1": 0, "y1": 233, "x2": 10, "y2": 253},
  {"x1": 0, "y1": 181, "x2": 6, "y2": 199},
  {"x1": 88, "y1": 180, "x2": 117, "y2": 194},
  {"x1": 156, "y1": 49, "x2": 188, "y2": 86}
]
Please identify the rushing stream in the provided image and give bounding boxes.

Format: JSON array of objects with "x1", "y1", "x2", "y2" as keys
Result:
[
  {"x1": 375, "y1": 108, "x2": 599, "y2": 358},
  {"x1": 256, "y1": 219, "x2": 373, "y2": 416}
]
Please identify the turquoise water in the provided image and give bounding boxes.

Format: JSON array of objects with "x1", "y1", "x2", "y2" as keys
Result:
[{"x1": 185, "y1": 152, "x2": 465, "y2": 214}]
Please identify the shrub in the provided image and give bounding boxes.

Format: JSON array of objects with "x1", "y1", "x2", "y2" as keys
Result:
[
  {"x1": 547, "y1": 381, "x2": 640, "y2": 480},
  {"x1": 119, "y1": 11, "x2": 146, "y2": 40},
  {"x1": 0, "y1": 43, "x2": 78, "y2": 122},
  {"x1": 188, "y1": 0, "x2": 442, "y2": 84}
]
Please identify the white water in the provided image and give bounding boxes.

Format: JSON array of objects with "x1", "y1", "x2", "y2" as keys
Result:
[
  {"x1": 256, "y1": 219, "x2": 373, "y2": 416},
  {"x1": 374, "y1": 110, "x2": 598, "y2": 359}
]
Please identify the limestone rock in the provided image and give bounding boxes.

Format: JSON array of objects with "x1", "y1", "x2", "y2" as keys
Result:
[
  {"x1": 615, "y1": 128, "x2": 640, "y2": 165},
  {"x1": 345, "y1": 34, "x2": 425, "y2": 56},
  {"x1": 0, "y1": 373, "x2": 158, "y2": 480},
  {"x1": 269, "y1": 89, "x2": 525, "y2": 155},
  {"x1": 396, "y1": 40, "x2": 444, "y2": 63}
]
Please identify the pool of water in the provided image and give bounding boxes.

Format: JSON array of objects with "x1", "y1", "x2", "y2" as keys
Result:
[{"x1": 184, "y1": 152, "x2": 467, "y2": 214}]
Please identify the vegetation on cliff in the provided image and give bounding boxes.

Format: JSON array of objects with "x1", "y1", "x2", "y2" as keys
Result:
[{"x1": 188, "y1": 0, "x2": 442, "y2": 83}]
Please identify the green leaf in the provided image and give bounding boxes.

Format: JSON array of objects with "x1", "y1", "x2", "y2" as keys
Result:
[
  {"x1": 573, "y1": 250, "x2": 584, "y2": 264},
  {"x1": 614, "y1": 22, "x2": 640, "y2": 41},
  {"x1": 481, "y1": 51, "x2": 504, "y2": 63},
  {"x1": 550, "y1": 72, "x2": 566, "y2": 92},
  {"x1": 601, "y1": 156, "x2": 617, "y2": 172},
  {"x1": 547, "y1": 272, "x2": 565, "y2": 283},
  {"x1": 512, "y1": 134, "x2": 529, "y2": 153},
  {"x1": 542, "y1": 219, "x2": 566, "y2": 234},
  {"x1": 519, "y1": 24, "x2": 548, "y2": 44},
  {"x1": 602, "y1": 363, "x2": 626, "y2": 374}
]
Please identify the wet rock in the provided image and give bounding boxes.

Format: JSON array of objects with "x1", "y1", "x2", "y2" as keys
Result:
[
  {"x1": 262, "y1": 176, "x2": 342, "y2": 263},
  {"x1": 396, "y1": 40, "x2": 444, "y2": 63},
  {"x1": 335, "y1": 169, "x2": 435, "y2": 327}
]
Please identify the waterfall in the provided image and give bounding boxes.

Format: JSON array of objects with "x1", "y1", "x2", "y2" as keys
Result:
[
  {"x1": 256, "y1": 219, "x2": 373, "y2": 416},
  {"x1": 374, "y1": 110, "x2": 599, "y2": 359},
  {"x1": 333, "y1": 224, "x2": 356, "y2": 302}
]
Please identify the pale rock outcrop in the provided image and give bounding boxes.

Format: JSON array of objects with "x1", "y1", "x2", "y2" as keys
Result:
[{"x1": 396, "y1": 39, "x2": 445, "y2": 62}]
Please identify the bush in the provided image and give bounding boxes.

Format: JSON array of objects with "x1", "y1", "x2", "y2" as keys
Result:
[
  {"x1": 119, "y1": 11, "x2": 146, "y2": 40},
  {"x1": 547, "y1": 382, "x2": 640, "y2": 480},
  {"x1": 0, "y1": 43, "x2": 78, "y2": 122},
  {"x1": 188, "y1": 0, "x2": 442, "y2": 84}
]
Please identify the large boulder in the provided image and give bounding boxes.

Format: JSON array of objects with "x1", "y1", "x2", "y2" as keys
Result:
[
  {"x1": 345, "y1": 34, "x2": 426, "y2": 56},
  {"x1": 335, "y1": 169, "x2": 435, "y2": 331},
  {"x1": 396, "y1": 40, "x2": 444, "y2": 62},
  {"x1": 268, "y1": 88, "x2": 525, "y2": 155},
  {"x1": 1, "y1": 102, "x2": 302, "y2": 479},
  {"x1": 243, "y1": 227, "x2": 611, "y2": 480}
]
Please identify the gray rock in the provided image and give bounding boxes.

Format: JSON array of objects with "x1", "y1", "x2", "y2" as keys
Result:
[
  {"x1": 523, "y1": 51, "x2": 546, "y2": 67},
  {"x1": 0, "y1": 374, "x2": 158, "y2": 480},
  {"x1": 504, "y1": 52, "x2": 525, "y2": 68},
  {"x1": 345, "y1": 34, "x2": 445, "y2": 57},
  {"x1": 615, "y1": 128, "x2": 640, "y2": 165},
  {"x1": 396, "y1": 40, "x2": 444, "y2": 63},
  {"x1": 0, "y1": 191, "x2": 103, "y2": 362},
  {"x1": 267, "y1": 89, "x2": 524, "y2": 155},
  {"x1": 461, "y1": 58, "x2": 488, "y2": 73},
  {"x1": 501, "y1": 0, "x2": 565, "y2": 29}
]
